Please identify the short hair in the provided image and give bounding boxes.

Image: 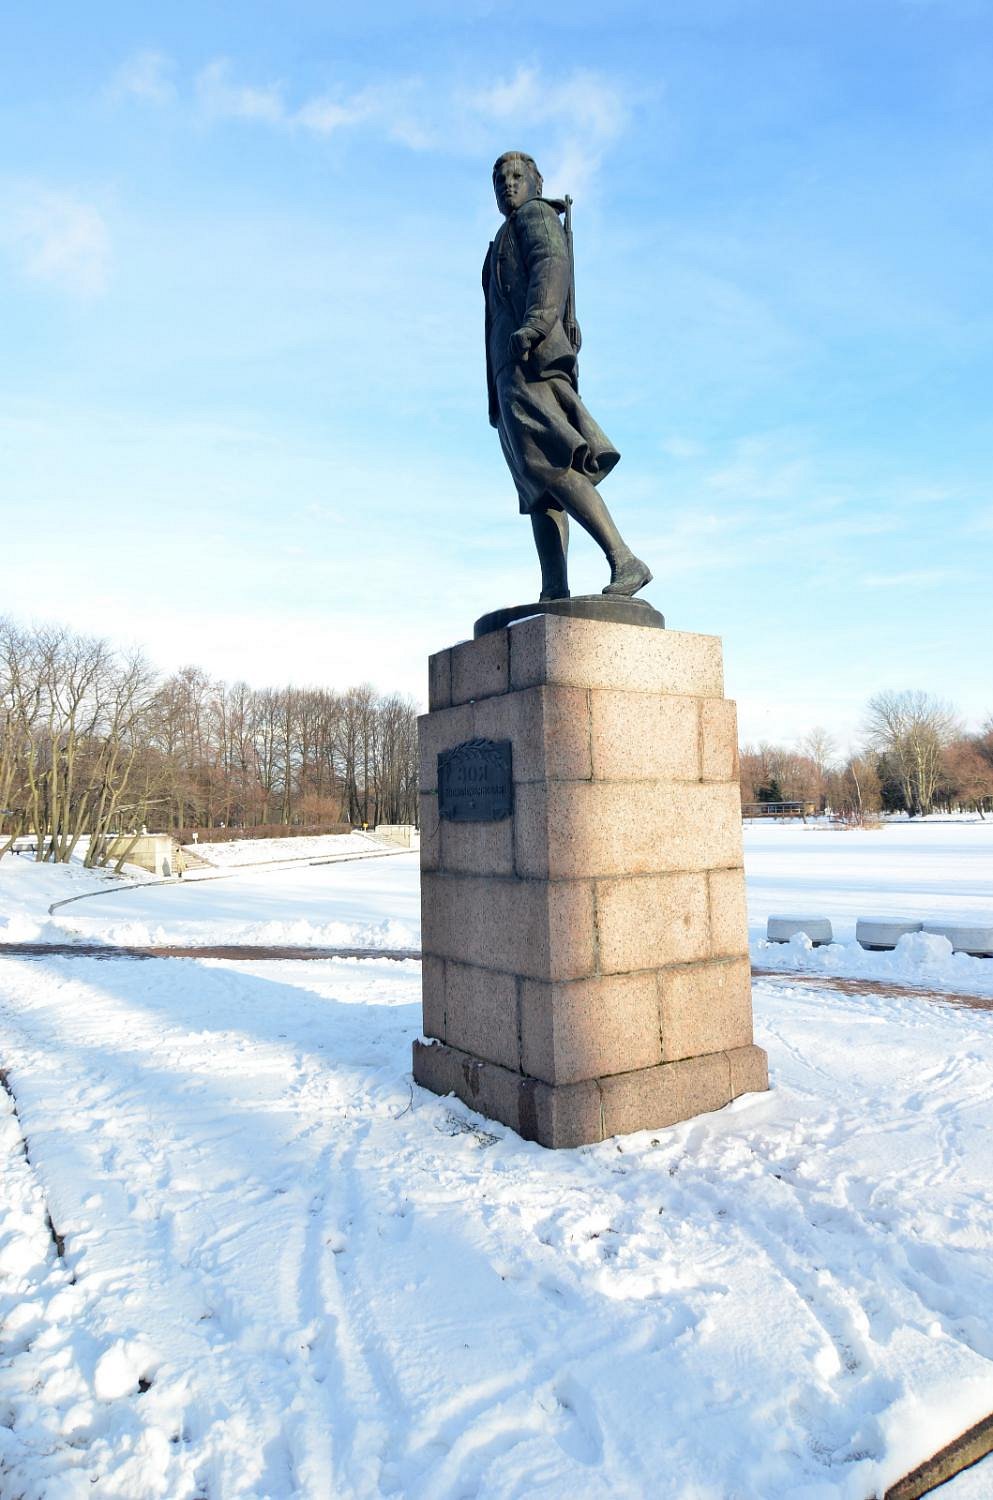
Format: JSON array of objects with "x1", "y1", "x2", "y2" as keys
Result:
[{"x1": 492, "y1": 152, "x2": 543, "y2": 195}]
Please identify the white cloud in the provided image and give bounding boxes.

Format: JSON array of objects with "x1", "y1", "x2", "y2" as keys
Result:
[
  {"x1": 192, "y1": 59, "x2": 386, "y2": 139},
  {"x1": 3, "y1": 187, "x2": 111, "y2": 298},
  {"x1": 471, "y1": 67, "x2": 627, "y2": 144},
  {"x1": 462, "y1": 66, "x2": 631, "y2": 197},
  {"x1": 112, "y1": 50, "x2": 176, "y2": 105},
  {"x1": 295, "y1": 89, "x2": 382, "y2": 136},
  {"x1": 196, "y1": 59, "x2": 285, "y2": 124},
  {"x1": 115, "y1": 55, "x2": 632, "y2": 191}
]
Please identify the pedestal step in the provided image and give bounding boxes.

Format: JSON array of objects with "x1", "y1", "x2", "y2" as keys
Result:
[{"x1": 413, "y1": 1037, "x2": 769, "y2": 1149}]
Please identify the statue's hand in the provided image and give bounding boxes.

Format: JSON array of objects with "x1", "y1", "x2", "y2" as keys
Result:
[{"x1": 509, "y1": 326, "x2": 541, "y2": 362}]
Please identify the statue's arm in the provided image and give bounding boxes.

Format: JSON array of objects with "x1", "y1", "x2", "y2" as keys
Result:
[
  {"x1": 482, "y1": 248, "x2": 499, "y2": 426},
  {"x1": 515, "y1": 201, "x2": 570, "y2": 344}
]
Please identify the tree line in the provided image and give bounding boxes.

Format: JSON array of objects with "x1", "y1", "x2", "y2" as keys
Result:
[
  {"x1": 741, "y1": 690, "x2": 993, "y2": 823},
  {"x1": 0, "y1": 619, "x2": 418, "y2": 865},
  {"x1": 4, "y1": 615, "x2": 988, "y2": 868}
]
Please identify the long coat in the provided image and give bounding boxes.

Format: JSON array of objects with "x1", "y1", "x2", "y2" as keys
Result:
[{"x1": 483, "y1": 198, "x2": 619, "y2": 514}]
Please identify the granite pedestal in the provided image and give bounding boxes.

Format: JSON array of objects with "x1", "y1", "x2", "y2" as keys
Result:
[{"x1": 412, "y1": 612, "x2": 769, "y2": 1148}]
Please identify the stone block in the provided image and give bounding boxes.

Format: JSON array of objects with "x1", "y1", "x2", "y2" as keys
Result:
[
  {"x1": 514, "y1": 780, "x2": 743, "y2": 880},
  {"x1": 412, "y1": 1040, "x2": 522, "y2": 1133},
  {"x1": 708, "y1": 867, "x2": 749, "y2": 958},
  {"x1": 728, "y1": 1043, "x2": 769, "y2": 1098},
  {"x1": 672, "y1": 1051, "x2": 733, "y2": 1118},
  {"x1": 411, "y1": 1035, "x2": 460, "y2": 1098},
  {"x1": 589, "y1": 690, "x2": 700, "y2": 783},
  {"x1": 659, "y1": 958, "x2": 753, "y2": 1061},
  {"x1": 700, "y1": 698, "x2": 739, "y2": 782},
  {"x1": 444, "y1": 961, "x2": 520, "y2": 1072},
  {"x1": 418, "y1": 792, "x2": 440, "y2": 872},
  {"x1": 518, "y1": 1076, "x2": 604, "y2": 1148},
  {"x1": 420, "y1": 955, "x2": 446, "y2": 1041},
  {"x1": 596, "y1": 872, "x2": 710, "y2": 974},
  {"x1": 428, "y1": 648, "x2": 452, "y2": 711},
  {"x1": 412, "y1": 1039, "x2": 605, "y2": 1147},
  {"x1": 473, "y1": 685, "x2": 592, "y2": 784},
  {"x1": 418, "y1": 703, "x2": 475, "y2": 793},
  {"x1": 512, "y1": 783, "x2": 550, "y2": 878},
  {"x1": 420, "y1": 872, "x2": 596, "y2": 981},
  {"x1": 598, "y1": 1050, "x2": 736, "y2": 1139},
  {"x1": 509, "y1": 615, "x2": 724, "y2": 699},
  {"x1": 546, "y1": 881, "x2": 599, "y2": 982},
  {"x1": 520, "y1": 972, "x2": 662, "y2": 1086},
  {"x1": 451, "y1": 630, "x2": 509, "y2": 706},
  {"x1": 599, "y1": 1062, "x2": 682, "y2": 1139},
  {"x1": 440, "y1": 815, "x2": 514, "y2": 877}
]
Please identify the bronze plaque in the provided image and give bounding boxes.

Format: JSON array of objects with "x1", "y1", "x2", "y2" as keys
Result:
[{"x1": 438, "y1": 738, "x2": 513, "y2": 822}]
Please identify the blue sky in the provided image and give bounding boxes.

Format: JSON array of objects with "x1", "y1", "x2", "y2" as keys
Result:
[{"x1": 2, "y1": 0, "x2": 990, "y2": 747}]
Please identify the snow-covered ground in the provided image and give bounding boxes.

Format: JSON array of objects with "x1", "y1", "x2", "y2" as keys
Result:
[
  {"x1": 183, "y1": 832, "x2": 390, "y2": 868},
  {"x1": 0, "y1": 850, "x2": 157, "y2": 946},
  {"x1": 0, "y1": 840, "x2": 419, "y2": 951},
  {"x1": 1, "y1": 827, "x2": 992, "y2": 1498},
  {"x1": 48, "y1": 855, "x2": 421, "y2": 952}
]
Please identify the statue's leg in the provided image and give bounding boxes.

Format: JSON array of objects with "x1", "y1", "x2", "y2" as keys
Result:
[
  {"x1": 547, "y1": 471, "x2": 652, "y2": 596},
  {"x1": 531, "y1": 506, "x2": 570, "y2": 600}
]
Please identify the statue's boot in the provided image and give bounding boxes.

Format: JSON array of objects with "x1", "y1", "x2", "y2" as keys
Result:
[
  {"x1": 603, "y1": 555, "x2": 653, "y2": 597},
  {"x1": 539, "y1": 588, "x2": 571, "y2": 602}
]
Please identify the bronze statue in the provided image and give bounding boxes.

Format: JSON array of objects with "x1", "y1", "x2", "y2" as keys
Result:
[{"x1": 483, "y1": 152, "x2": 652, "y2": 602}]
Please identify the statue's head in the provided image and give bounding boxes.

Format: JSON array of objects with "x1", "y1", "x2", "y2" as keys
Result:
[{"x1": 492, "y1": 152, "x2": 543, "y2": 217}]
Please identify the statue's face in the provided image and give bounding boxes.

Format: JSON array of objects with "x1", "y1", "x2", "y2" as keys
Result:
[{"x1": 493, "y1": 157, "x2": 537, "y2": 218}]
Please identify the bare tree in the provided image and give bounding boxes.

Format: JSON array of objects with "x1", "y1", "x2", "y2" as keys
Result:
[
  {"x1": 826, "y1": 753, "x2": 882, "y2": 826},
  {"x1": 940, "y1": 737, "x2": 993, "y2": 817},
  {"x1": 799, "y1": 726, "x2": 837, "y2": 812},
  {"x1": 864, "y1": 689, "x2": 958, "y2": 816}
]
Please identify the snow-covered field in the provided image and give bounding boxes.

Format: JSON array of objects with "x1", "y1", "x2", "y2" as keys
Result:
[{"x1": 1, "y1": 824, "x2": 992, "y2": 1498}]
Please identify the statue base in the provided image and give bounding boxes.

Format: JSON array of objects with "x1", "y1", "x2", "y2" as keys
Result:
[
  {"x1": 415, "y1": 611, "x2": 768, "y2": 1149},
  {"x1": 474, "y1": 593, "x2": 664, "y2": 639}
]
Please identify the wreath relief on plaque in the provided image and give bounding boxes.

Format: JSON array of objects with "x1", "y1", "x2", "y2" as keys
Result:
[{"x1": 437, "y1": 739, "x2": 513, "y2": 822}]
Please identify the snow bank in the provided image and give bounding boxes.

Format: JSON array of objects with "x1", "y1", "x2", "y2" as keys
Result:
[{"x1": 754, "y1": 928, "x2": 993, "y2": 999}]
